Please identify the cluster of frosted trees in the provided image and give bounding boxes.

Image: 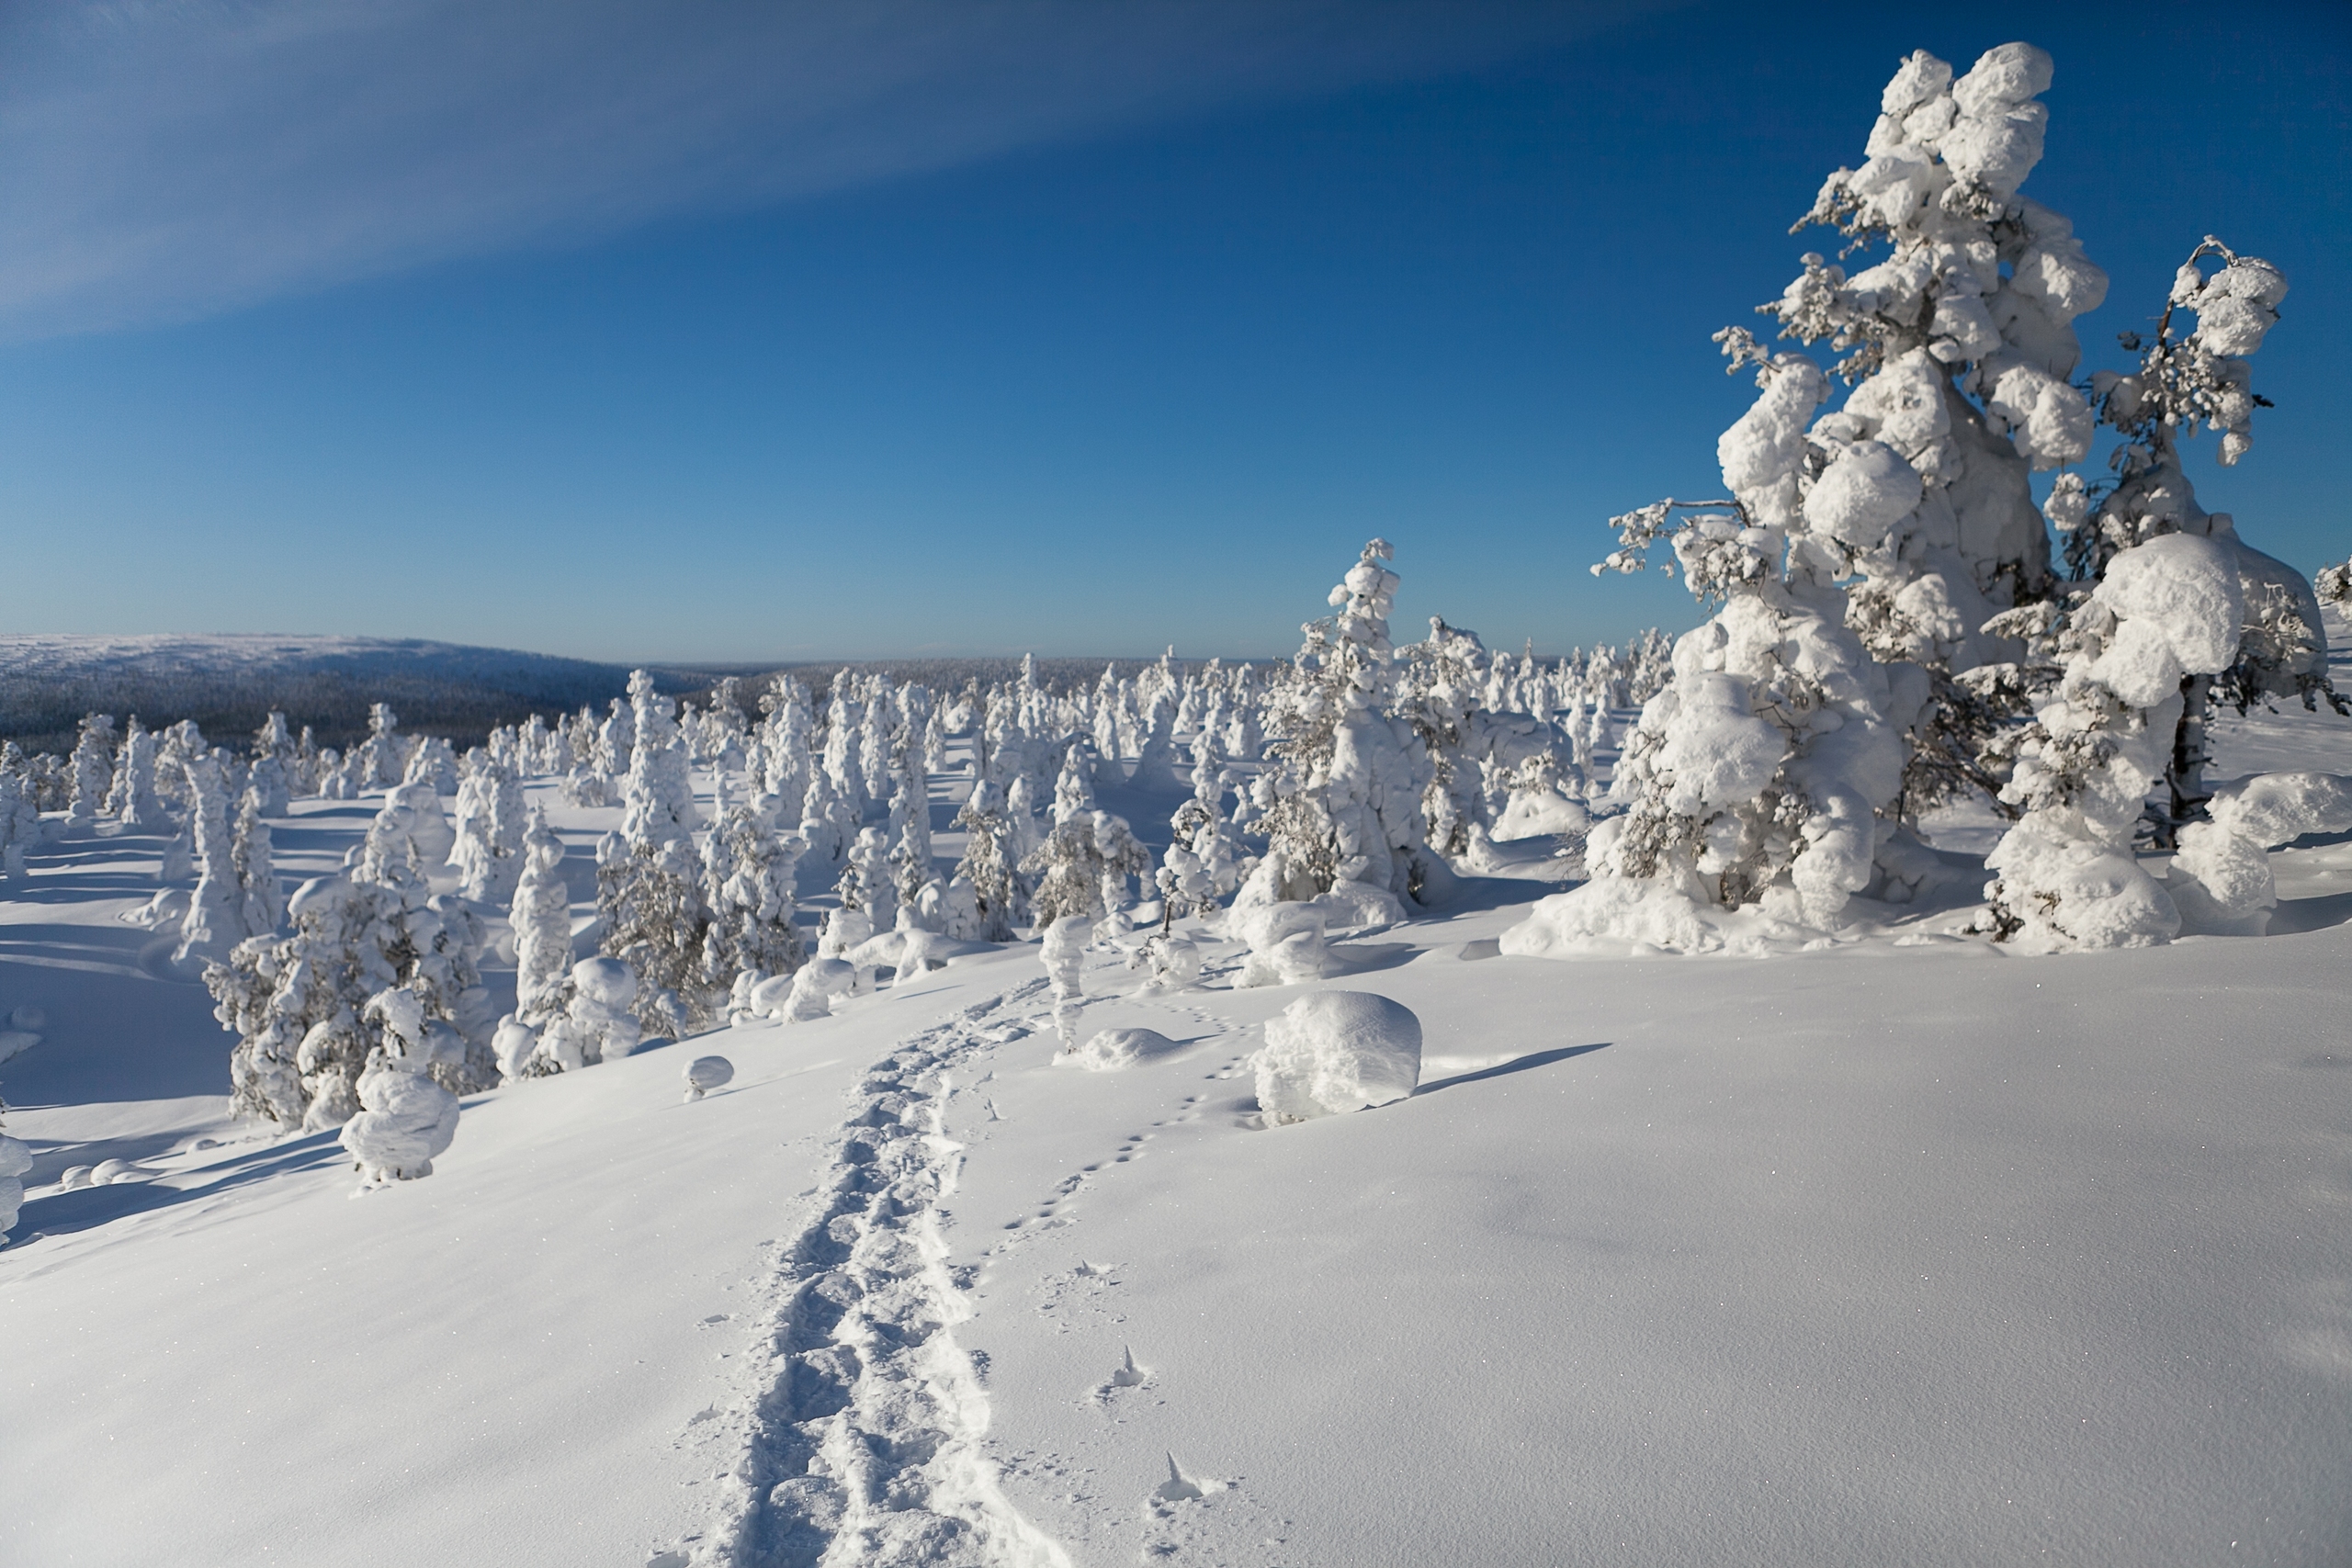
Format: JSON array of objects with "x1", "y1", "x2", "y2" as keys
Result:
[
  {"x1": 173, "y1": 525, "x2": 1612, "y2": 1176},
  {"x1": 1509, "y1": 41, "x2": 2341, "y2": 957}
]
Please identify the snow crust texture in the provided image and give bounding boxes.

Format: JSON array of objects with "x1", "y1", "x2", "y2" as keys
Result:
[{"x1": 697, "y1": 988, "x2": 1070, "y2": 1568}]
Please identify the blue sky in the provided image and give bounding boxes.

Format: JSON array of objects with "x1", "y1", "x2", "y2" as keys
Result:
[{"x1": 0, "y1": 0, "x2": 2343, "y2": 662}]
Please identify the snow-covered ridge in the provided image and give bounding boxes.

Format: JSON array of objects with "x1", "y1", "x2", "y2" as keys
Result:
[{"x1": 0, "y1": 633, "x2": 696, "y2": 753}]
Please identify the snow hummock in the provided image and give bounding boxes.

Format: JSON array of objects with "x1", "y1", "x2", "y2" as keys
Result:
[{"x1": 1251, "y1": 990, "x2": 1422, "y2": 1122}]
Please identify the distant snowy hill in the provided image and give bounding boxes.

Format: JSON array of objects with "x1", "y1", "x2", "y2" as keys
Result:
[{"x1": 0, "y1": 634, "x2": 725, "y2": 753}]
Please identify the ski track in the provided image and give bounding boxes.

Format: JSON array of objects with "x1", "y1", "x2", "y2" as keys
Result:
[{"x1": 681, "y1": 977, "x2": 1072, "y2": 1568}]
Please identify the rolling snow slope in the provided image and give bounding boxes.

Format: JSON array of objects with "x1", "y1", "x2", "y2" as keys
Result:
[{"x1": 1, "y1": 717, "x2": 2349, "y2": 1566}]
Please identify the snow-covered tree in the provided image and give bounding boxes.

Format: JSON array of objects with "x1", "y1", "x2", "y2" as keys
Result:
[
  {"x1": 109, "y1": 717, "x2": 164, "y2": 828},
  {"x1": 755, "y1": 676, "x2": 817, "y2": 818},
  {"x1": 232, "y1": 791, "x2": 284, "y2": 941},
  {"x1": 620, "y1": 669, "x2": 697, "y2": 848},
  {"x1": 357, "y1": 704, "x2": 406, "y2": 789},
  {"x1": 1508, "y1": 44, "x2": 2123, "y2": 952},
  {"x1": 836, "y1": 825, "x2": 897, "y2": 932},
  {"x1": 175, "y1": 747, "x2": 241, "y2": 965},
  {"x1": 596, "y1": 829, "x2": 710, "y2": 1036},
  {"x1": 247, "y1": 713, "x2": 293, "y2": 817},
  {"x1": 67, "y1": 714, "x2": 116, "y2": 827},
  {"x1": 700, "y1": 796, "x2": 806, "y2": 994},
  {"x1": 1258, "y1": 540, "x2": 1451, "y2": 913},
  {"x1": 209, "y1": 790, "x2": 495, "y2": 1131},
  {"x1": 507, "y1": 806, "x2": 574, "y2": 1017},
  {"x1": 1975, "y1": 240, "x2": 2334, "y2": 946},
  {"x1": 1022, "y1": 807, "x2": 1148, "y2": 926},
  {"x1": 952, "y1": 780, "x2": 1023, "y2": 941},
  {"x1": 340, "y1": 985, "x2": 461, "y2": 1183},
  {"x1": 450, "y1": 750, "x2": 526, "y2": 905}
]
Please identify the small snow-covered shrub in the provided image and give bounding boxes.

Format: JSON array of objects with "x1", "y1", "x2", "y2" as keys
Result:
[
  {"x1": 0, "y1": 1115, "x2": 29, "y2": 1243},
  {"x1": 683, "y1": 1055, "x2": 734, "y2": 1101},
  {"x1": 778, "y1": 956, "x2": 858, "y2": 1022},
  {"x1": 1251, "y1": 991, "x2": 1422, "y2": 1123},
  {"x1": 340, "y1": 986, "x2": 462, "y2": 1183},
  {"x1": 1041, "y1": 913, "x2": 1091, "y2": 1049},
  {"x1": 1059, "y1": 1027, "x2": 1181, "y2": 1072}
]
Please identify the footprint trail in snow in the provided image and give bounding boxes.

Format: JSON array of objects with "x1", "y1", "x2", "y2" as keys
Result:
[{"x1": 684, "y1": 984, "x2": 1072, "y2": 1568}]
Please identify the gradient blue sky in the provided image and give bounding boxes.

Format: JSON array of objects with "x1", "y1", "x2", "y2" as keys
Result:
[{"x1": 0, "y1": 0, "x2": 2344, "y2": 662}]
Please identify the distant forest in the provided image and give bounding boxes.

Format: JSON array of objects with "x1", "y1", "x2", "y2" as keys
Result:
[{"x1": 0, "y1": 644, "x2": 1252, "y2": 756}]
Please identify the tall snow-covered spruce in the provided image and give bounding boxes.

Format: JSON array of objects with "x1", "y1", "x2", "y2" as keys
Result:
[
  {"x1": 1255, "y1": 539, "x2": 1451, "y2": 916},
  {"x1": 1509, "y1": 42, "x2": 2126, "y2": 953},
  {"x1": 1975, "y1": 237, "x2": 2334, "y2": 947}
]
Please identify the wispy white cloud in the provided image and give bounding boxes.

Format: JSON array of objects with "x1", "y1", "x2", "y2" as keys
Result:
[{"x1": 0, "y1": 0, "x2": 1654, "y2": 341}]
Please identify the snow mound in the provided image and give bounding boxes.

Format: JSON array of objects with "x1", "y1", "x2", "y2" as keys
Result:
[
  {"x1": 683, "y1": 1055, "x2": 734, "y2": 1100},
  {"x1": 1058, "y1": 1028, "x2": 1182, "y2": 1072},
  {"x1": 1252, "y1": 991, "x2": 1422, "y2": 1123}
]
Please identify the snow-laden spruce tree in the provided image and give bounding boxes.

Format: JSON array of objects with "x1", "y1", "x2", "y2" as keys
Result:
[
  {"x1": 1256, "y1": 540, "x2": 1451, "y2": 914},
  {"x1": 1974, "y1": 240, "x2": 2333, "y2": 946},
  {"x1": 620, "y1": 669, "x2": 697, "y2": 847},
  {"x1": 755, "y1": 676, "x2": 817, "y2": 819},
  {"x1": 700, "y1": 795, "x2": 806, "y2": 995},
  {"x1": 952, "y1": 779, "x2": 1023, "y2": 941},
  {"x1": 175, "y1": 748, "x2": 242, "y2": 965},
  {"x1": 232, "y1": 790, "x2": 283, "y2": 941},
  {"x1": 821, "y1": 674, "x2": 868, "y2": 817},
  {"x1": 1019, "y1": 741, "x2": 1148, "y2": 923},
  {"x1": 597, "y1": 696, "x2": 634, "y2": 779},
  {"x1": 507, "y1": 806, "x2": 574, "y2": 1017},
  {"x1": 357, "y1": 704, "x2": 406, "y2": 789},
  {"x1": 109, "y1": 717, "x2": 164, "y2": 828},
  {"x1": 404, "y1": 736, "x2": 458, "y2": 797},
  {"x1": 596, "y1": 827, "x2": 710, "y2": 1036},
  {"x1": 67, "y1": 714, "x2": 116, "y2": 827},
  {"x1": 450, "y1": 749, "x2": 526, "y2": 905},
  {"x1": 1395, "y1": 617, "x2": 1581, "y2": 865},
  {"x1": 247, "y1": 713, "x2": 293, "y2": 817},
  {"x1": 209, "y1": 790, "x2": 496, "y2": 1130},
  {"x1": 1508, "y1": 42, "x2": 2116, "y2": 952},
  {"x1": 595, "y1": 669, "x2": 714, "y2": 1029}
]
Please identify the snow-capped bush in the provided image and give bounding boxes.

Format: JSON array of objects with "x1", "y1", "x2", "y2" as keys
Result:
[
  {"x1": 774, "y1": 956, "x2": 858, "y2": 1023},
  {"x1": 1040, "y1": 913, "x2": 1091, "y2": 1050},
  {"x1": 511, "y1": 956, "x2": 643, "y2": 1076},
  {"x1": 1128, "y1": 931, "x2": 1202, "y2": 992},
  {"x1": 683, "y1": 1055, "x2": 734, "y2": 1101},
  {"x1": 1059, "y1": 1027, "x2": 1180, "y2": 1072},
  {"x1": 1227, "y1": 856, "x2": 1330, "y2": 986},
  {"x1": 340, "y1": 985, "x2": 461, "y2": 1183},
  {"x1": 0, "y1": 1106, "x2": 29, "y2": 1244},
  {"x1": 1251, "y1": 991, "x2": 1421, "y2": 1123}
]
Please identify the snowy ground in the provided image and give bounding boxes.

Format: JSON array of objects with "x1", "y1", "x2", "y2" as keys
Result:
[{"x1": 4, "y1": 708, "x2": 2351, "y2": 1566}]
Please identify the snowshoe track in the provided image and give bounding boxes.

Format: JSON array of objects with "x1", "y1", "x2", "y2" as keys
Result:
[{"x1": 694, "y1": 987, "x2": 1069, "y2": 1568}]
